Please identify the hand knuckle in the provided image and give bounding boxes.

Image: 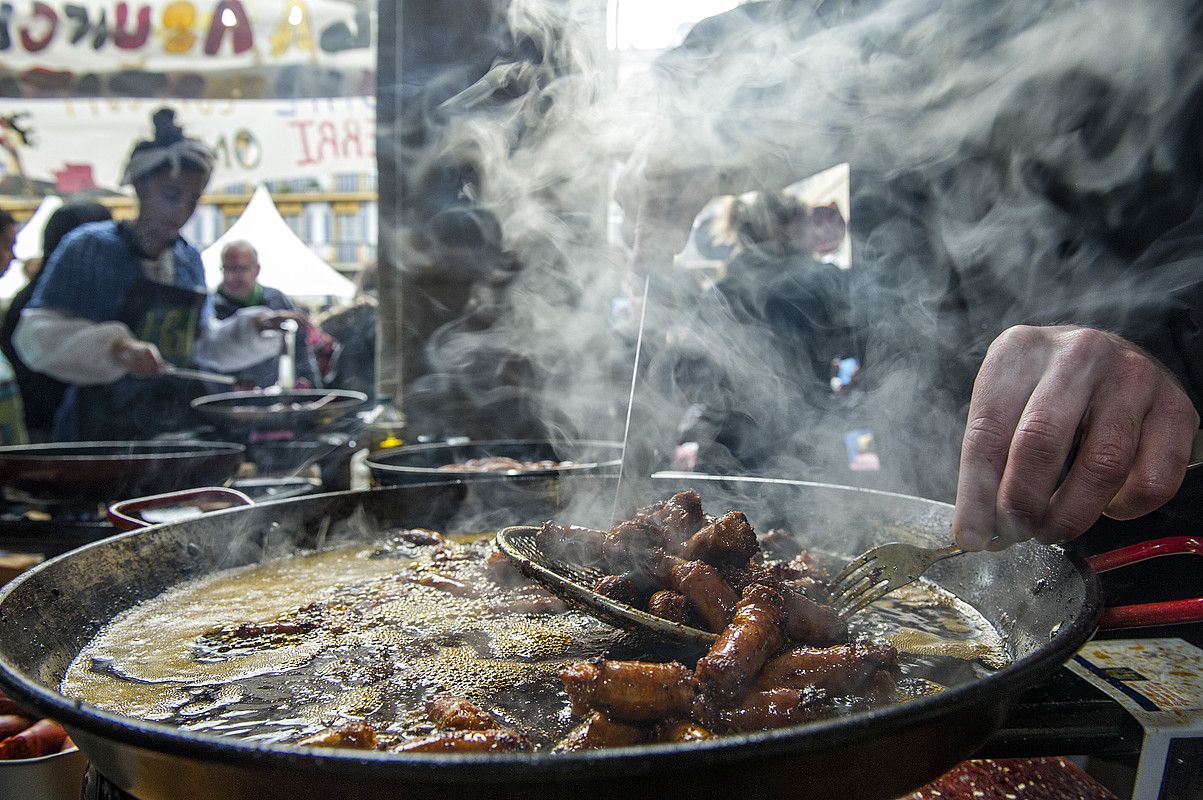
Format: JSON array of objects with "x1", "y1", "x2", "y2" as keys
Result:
[
  {"x1": 962, "y1": 417, "x2": 1013, "y2": 466},
  {"x1": 996, "y1": 485, "x2": 1044, "y2": 524},
  {"x1": 1011, "y1": 415, "x2": 1066, "y2": 462},
  {"x1": 1117, "y1": 472, "x2": 1179, "y2": 512},
  {"x1": 1075, "y1": 446, "x2": 1132, "y2": 489}
]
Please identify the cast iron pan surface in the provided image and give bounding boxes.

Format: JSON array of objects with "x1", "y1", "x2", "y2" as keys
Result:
[
  {"x1": 0, "y1": 441, "x2": 245, "y2": 503},
  {"x1": 0, "y1": 475, "x2": 1100, "y2": 800}
]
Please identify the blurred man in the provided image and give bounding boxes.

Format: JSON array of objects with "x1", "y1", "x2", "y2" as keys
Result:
[{"x1": 215, "y1": 239, "x2": 319, "y2": 389}]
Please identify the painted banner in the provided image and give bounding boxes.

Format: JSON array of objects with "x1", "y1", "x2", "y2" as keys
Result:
[
  {"x1": 0, "y1": 95, "x2": 375, "y2": 194},
  {"x1": 0, "y1": 1, "x2": 372, "y2": 74}
]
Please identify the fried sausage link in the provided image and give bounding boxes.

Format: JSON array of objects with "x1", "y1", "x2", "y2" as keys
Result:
[
  {"x1": 554, "y1": 712, "x2": 647, "y2": 751},
  {"x1": 684, "y1": 511, "x2": 759, "y2": 567},
  {"x1": 716, "y1": 688, "x2": 826, "y2": 732},
  {"x1": 647, "y1": 590, "x2": 690, "y2": 624},
  {"x1": 426, "y1": 696, "x2": 500, "y2": 731},
  {"x1": 561, "y1": 659, "x2": 695, "y2": 722},
  {"x1": 298, "y1": 721, "x2": 379, "y2": 750},
  {"x1": 781, "y1": 589, "x2": 848, "y2": 646},
  {"x1": 669, "y1": 559, "x2": 740, "y2": 632},
  {"x1": 753, "y1": 640, "x2": 898, "y2": 695},
  {"x1": 694, "y1": 583, "x2": 786, "y2": 704}
]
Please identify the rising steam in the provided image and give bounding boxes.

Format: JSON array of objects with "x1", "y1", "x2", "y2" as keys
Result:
[{"x1": 383, "y1": 0, "x2": 1201, "y2": 502}]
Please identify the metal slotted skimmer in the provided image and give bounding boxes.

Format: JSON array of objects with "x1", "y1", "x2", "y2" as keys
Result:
[{"x1": 494, "y1": 525, "x2": 718, "y2": 649}]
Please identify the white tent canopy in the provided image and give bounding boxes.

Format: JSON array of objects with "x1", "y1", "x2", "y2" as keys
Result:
[
  {"x1": 13, "y1": 195, "x2": 63, "y2": 263},
  {"x1": 1, "y1": 195, "x2": 63, "y2": 302},
  {"x1": 202, "y1": 185, "x2": 356, "y2": 303}
]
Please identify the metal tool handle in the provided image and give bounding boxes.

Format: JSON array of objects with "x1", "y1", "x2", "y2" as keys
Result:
[{"x1": 162, "y1": 366, "x2": 236, "y2": 385}]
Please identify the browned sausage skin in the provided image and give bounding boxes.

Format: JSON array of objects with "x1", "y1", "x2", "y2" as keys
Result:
[
  {"x1": 297, "y1": 721, "x2": 379, "y2": 750},
  {"x1": 669, "y1": 559, "x2": 740, "y2": 632},
  {"x1": 684, "y1": 511, "x2": 759, "y2": 567},
  {"x1": 426, "y1": 695, "x2": 501, "y2": 731},
  {"x1": 715, "y1": 688, "x2": 826, "y2": 732},
  {"x1": 694, "y1": 583, "x2": 787, "y2": 704},
  {"x1": 646, "y1": 590, "x2": 691, "y2": 624},
  {"x1": 560, "y1": 659, "x2": 695, "y2": 721},
  {"x1": 753, "y1": 640, "x2": 898, "y2": 695},
  {"x1": 780, "y1": 589, "x2": 848, "y2": 646},
  {"x1": 554, "y1": 711, "x2": 647, "y2": 751}
]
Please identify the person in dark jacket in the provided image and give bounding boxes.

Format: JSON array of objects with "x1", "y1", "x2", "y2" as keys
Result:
[
  {"x1": 0, "y1": 201, "x2": 111, "y2": 441},
  {"x1": 619, "y1": 0, "x2": 1203, "y2": 553},
  {"x1": 213, "y1": 239, "x2": 319, "y2": 390}
]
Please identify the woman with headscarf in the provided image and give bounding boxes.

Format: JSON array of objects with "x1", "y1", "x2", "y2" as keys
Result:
[
  {"x1": 0, "y1": 201, "x2": 111, "y2": 441},
  {"x1": 13, "y1": 109, "x2": 302, "y2": 441}
]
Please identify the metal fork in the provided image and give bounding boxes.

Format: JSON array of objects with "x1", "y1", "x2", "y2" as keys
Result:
[{"x1": 827, "y1": 542, "x2": 965, "y2": 619}]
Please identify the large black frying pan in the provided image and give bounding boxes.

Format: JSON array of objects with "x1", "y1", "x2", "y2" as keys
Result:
[
  {"x1": 0, "y1": 441, "x2": 245, "y2": 503},
  {"x1": 190, "y1": 389, "x2": 368, "y2": 435},
  {"x1": 0, "y1": 474, "x2": 1195, "y2": 800}
]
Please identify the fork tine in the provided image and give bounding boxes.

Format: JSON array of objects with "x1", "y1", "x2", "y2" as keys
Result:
[
  {"x1": 829, "y1": 551, "x2": 876, "y2": 588},
  {"x1": 827, "y1": 571, "x2": 883, "y2": 610},
  {"x1": 835, "y1": 583, "x2": 894, "y2": 618},
  {"x1": 829, "y1": 560, "x2": 882, "y2": 597}
]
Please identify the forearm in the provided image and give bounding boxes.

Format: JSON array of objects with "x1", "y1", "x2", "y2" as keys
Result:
[{"x1": 13, "y1": 308, "x2": 131, "y2": 385}]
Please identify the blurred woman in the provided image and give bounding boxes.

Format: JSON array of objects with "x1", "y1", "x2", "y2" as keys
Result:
[
  {"x1": 14, "y1": 109, "x2": 302, "y2": 441},
  {"x1": 0, "y1": 201, "x2": 111, "y2": 441}
]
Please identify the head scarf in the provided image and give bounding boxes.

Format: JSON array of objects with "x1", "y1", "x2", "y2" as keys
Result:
[{"x1": 121, "y1": 108, "x2": 216, "y2": 186}]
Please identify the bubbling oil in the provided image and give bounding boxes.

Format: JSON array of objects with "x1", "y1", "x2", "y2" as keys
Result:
[{"x1": 62, "y1": 530, "x2": 1009, "y2": 749}]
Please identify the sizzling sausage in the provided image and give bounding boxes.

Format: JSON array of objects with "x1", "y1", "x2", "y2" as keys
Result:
[
  {"x1": 646, "y1": 590, "x2": 691, "y2": 624},
  {"x1": 683, "y1": 511, "x2": 759, "y2": 567},
  {"x1": 715, "y1": 688, "x2": 825, "y2": 732},
  {"x1": 554, "y1": 712, "x2": 647, "y2": 751},
  {"x1": 781, "y1": 589, "x2": 848, "y2": 646},
  {"x1": 594, "y1": 574, "x2": 644, "y2": 607},
  {"x1": 669, "y1": 559, "x2": 740, "y2": 632},
  {"x1": 561, "y1": 660, "x2": 695, "y2": 722},
  {"x1": 297, "y1": 721, "x2": 379, "y2": 750},
  {"x1": 753, "y1": 641, "x2": 897, "y2": 695},
  {"x1": 426, "y1": 696, "x2": 500, "y2": 731},
  {"x1": 694, "y1": 583, "x2": 786, "y2": 704},
  {"x1": 642, "y1": 490, "x2": 710, "y2": 551}
]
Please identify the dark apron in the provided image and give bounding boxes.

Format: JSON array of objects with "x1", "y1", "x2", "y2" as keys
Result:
[{"x1": 75, "y1": 275, "x2": 208, "y2": 441}]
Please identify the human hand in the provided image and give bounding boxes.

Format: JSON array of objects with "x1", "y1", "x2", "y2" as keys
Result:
[
  {"x1": 112, "y1": 337, "x2": 165, "y2": 376},
  {"x1": 253, "y1": 310, "x2": 308, "y2": 333},
  {"x1": 952, "y1": 325, "x2": 1199, "y2": 551}
]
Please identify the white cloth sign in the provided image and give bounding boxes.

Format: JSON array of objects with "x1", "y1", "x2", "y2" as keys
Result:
[{"x1": 0, "y1": 96, "x2": 375, "y2": 192}]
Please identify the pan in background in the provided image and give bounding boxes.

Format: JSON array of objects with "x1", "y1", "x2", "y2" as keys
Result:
[
  {"x1": 0, "y1": 441, "x2": 245, "y2": 503},
  {"x1": 366, "y1": 439, "x2": 623, "y2": 486},
  {"x1": 190, "y1": 390, "x2": 368, "y2": 436}
]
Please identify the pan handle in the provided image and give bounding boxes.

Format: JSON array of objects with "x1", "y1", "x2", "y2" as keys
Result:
[
  {"x1": 1086, "y1": 536, "x2": 1203, "y2": 629},
  {"x1": 108, "y1": 487, "x2": 255, "y2": 531}
]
